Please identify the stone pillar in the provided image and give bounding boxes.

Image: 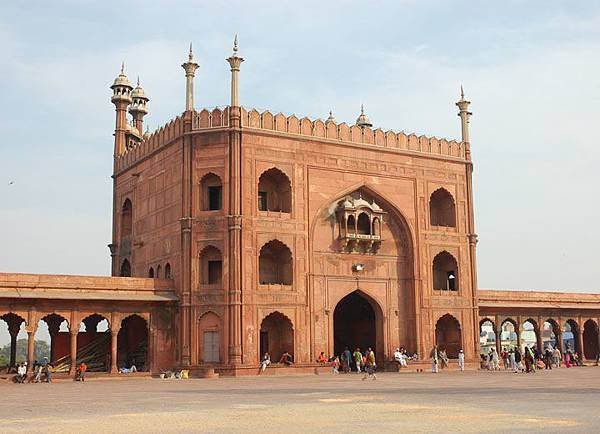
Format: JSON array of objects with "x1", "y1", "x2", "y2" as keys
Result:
[
  {"x1": 226, "y1": 41, "x2": 245, "y2": 365},
  {"x1": 111, "y1": 330, "x2": 119, "y2": 373},
  {"x1": 181, "y1": 44, "x2": 199, "y2": 112},
  {"x1": 578, "y1": 326, "x2": 585, "y2": 359},
  {"x1": 69, "y1": 330, "x2": 78, "y2": 375},
  {"x1": 8, "y1": 323, "x2": 19, "y2": 368},
  {"x1": 494, "y1": 319, "x2": 501, "y2": 356},
  {"x1": 27, "y1": 331, "x2": 35, "y2": 373},
  {"x1": 180, "y1": 107, "x2": 194, "y2": 367}
]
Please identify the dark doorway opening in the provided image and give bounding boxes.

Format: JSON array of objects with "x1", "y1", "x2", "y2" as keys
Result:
[{"x1": 333, "y1": 291, "x2": 377, "y2": 360}]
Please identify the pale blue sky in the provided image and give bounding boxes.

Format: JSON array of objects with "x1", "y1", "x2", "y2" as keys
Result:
[{"x1": 1, "y1": 0, "x2": 599, "y2": 293}]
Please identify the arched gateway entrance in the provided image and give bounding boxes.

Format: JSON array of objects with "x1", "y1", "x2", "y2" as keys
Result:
[{"x1": 333, "y1": 291, "x2": 383, "y2": 362}]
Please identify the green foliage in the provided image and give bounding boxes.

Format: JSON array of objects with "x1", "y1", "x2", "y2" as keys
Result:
[{"x1": 0, "y1": 340, "x2": 51, "y2": 366}]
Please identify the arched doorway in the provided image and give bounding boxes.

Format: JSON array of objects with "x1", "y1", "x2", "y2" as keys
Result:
[
  {"x1": 435, "y1": 314, "x2": 462, "y2": 358},
  {"x1": 77, "y1": 314, "x2": 110, "y2": 372},
  {"x1": 118, "y1": 315, "x2": 148, "y2": 371},
  {"x1": 479, "y1": 319, "x2": 496, "y2": 355},
  {"x1": 500, "y1": 319, "x2": 518, "y2": 351},
  {"x1": 543, "y1": 320, "x2": 560, "y2": 350},
  {"x1": 259, "y1": 312, "x2": 294, "y2": 363},
  {"x1": 333, "y1": 291, "x2": 383, "y2": 361},
  {"x1": 583, "y1": 320, "x2": 598, "y2": 360},
  {"x1": 563, "y1": 320, "x2": 580, "y2": 355}
]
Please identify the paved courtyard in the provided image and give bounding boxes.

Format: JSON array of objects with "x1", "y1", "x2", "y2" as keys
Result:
[{"x1": 2, "y1": 367, "x2": 600, "y2": 433}]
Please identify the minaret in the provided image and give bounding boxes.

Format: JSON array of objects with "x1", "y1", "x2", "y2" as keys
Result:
[
  {"x1": 456, "y1": 86, "x2": 472, "y2": 145},
  {"x1": 181, "y1": 43, "x2": 199, "y2": 111},
  {"x1": 110, "y1": 63, "x2": 133, "y2": 156},
  {"x1": 226, "y1": 35, "x2": 244, "y2": 107},
  {"x1": 129, "y1": 77, "x2": 149, "y2": 135}
]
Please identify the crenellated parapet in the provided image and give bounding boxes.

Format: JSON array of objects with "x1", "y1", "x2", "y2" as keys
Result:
[
  {"x1": 237, "y1": 107, "x2": 466, "y2": 160},
  {"x1": 115, "y1": 115, "x2": 184, "y2": 172}
]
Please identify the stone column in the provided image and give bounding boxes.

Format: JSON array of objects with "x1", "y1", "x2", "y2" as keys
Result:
[
  {"x1": 111, "y1": 330, "x2": 119, "y2": 373},
  {"x1": 8, "y1": 324, "x2": 19, "y2": 369},
  {"x1": 226, "y1": 40, "x2": 245, "y2": 365},
  {"x1": 578, "y1": 326, "x2": 585, "y2": 359},
  {"x1": 69, "y1": 330, "x2": 78, "y2": 375},
  {"x1": 182, "y1": 44, "x2": 199, "y2": 112},
  {"x1": 27, "y1": 331, "x2": 35, "y2": 373}
]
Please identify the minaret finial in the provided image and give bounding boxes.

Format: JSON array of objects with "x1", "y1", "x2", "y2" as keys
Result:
[
  {"x1": 137, "y1": 76, "x2": 140, "y2": 87},
  {"x1": 460, "y1": 85, "x2": 465, "y2": 100},
  {"x1": 120, "y1": 61, "x2": 125, "y2": 74},
  {"x1": 361, "y1": 103, "x2": 364, "y2": 114},
  {"x1": 233, "y1": 34, "x2": 238, "y2": 55},
  {"x1": 188, "y1": 42, "x2": 194, "y2": 61}
]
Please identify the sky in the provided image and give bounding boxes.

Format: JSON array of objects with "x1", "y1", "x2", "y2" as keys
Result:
[{"x1": 1, "y1": 0, "x2": 599, "y2": 296}]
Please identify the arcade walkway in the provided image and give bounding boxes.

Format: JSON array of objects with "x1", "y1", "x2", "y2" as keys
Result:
[{"x1": 0, "y1": 273, "x2": 177, "y2": 374}]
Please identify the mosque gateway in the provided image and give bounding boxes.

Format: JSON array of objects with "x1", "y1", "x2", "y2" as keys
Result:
[{"x1": 2, "y1": 40, "x2": 599, "y2": 376}]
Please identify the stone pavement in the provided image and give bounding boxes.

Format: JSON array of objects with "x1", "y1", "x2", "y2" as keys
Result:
[{"x1": 2, "y1": 367, "x2": 599, "y2": 433}]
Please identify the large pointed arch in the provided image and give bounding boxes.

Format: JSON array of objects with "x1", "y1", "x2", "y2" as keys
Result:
[{"x1": 333, "y1": 289, "x2": 385, "y2": 364}]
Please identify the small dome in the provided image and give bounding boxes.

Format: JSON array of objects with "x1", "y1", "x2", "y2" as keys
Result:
[
  {"x1": 326, "y1": 111, "x2": 336, "y2": 123},
  {"x1": 143, "y1": 128, "x2": 151, "y2": 140},
  {"x1": 342, "y1": 197, "x2": 353, "y2": 208},
  {"x1": 131, "y1": 77, "x2": 148, "y2": 100},
  {"x1": 371, "y1": 200, "x2": 382, "y2": 211},
  {"x1": 355, "y1": 104, "x2": 372, "y2": 128},
  {"x1": 353, "y1": 197, "x2": 370, "y2": 208},
  {"x1": 111, "y1": 63, "x2": 132, "y2": 89}
]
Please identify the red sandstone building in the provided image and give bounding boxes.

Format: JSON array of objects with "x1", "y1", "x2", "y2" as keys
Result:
[{"x1": 1, "y1": 41, "x2": 599, "y2": 375}]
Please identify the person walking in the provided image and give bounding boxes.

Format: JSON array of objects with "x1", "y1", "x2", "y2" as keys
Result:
[
  {"x1": 439, "y1": 348, "x2": 449, "y2": 369},
  {"x1": 353, "y1": 348, "x2": 363, "y2": 373},
  {"x1": 76, "y1": 362, "x2": 87, "y2": 381},
  {"x1": 429, "y1": 345, "x2": 439, "y2": 373},
  {"x1": 331, "y1": 356, "x2": 340, "y2": 374},
  {"x1": 458, "y1": 349, "x2": 465, "y2": 371},
  {"x1": 342, "y1": 347, "x2": 352, "y2": 373},
  {"x1": 509, "y1": 349, "x2": 517, "y2": 372},
  {"x1": 553, "y1": 346, "x2": 562, "y2": 368},
  {"x1": 544, "y1": 346, "x2": 553, "y2": 370},
  {"x1": 362, "y1": 348, "x2": 376, "y2": 380}
]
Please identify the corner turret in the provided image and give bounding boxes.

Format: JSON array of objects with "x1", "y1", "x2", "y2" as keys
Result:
[
  {"x1": 110, "y1": 63, "x2": 133, "y2": 157},
  {"x1": 355, "y1": 104, "x2": 372, "y2": 128},
  {"x1": 129, "y1": 77, "x2": 149, "y2": 134}
]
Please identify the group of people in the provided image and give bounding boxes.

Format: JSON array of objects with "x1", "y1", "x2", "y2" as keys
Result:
[
  {"x1": 429, "y1": 346, "x2": 465, "y2": 372},
  {"x1": 482, "y1": 343, "x2": 591, "y2": 373},
  {"x1": 259, "y1": 350, "x2": 294, "y2": 373},
  {"x1": 13, "y1": 358, "x2": 54, "y2": 383},
  {"x1": 315, "y1": 347, "x2": 378, "y2": 380}
]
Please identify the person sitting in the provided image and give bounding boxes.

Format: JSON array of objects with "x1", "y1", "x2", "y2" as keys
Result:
[
  {"x1": 316, "y1": 352, "x2": 327, "y2": 364},
  {"x1": 259, "y1": 352, "x2": 271, "y2": 373},
  {"x1": 393, "y1": 348, "x2": 404, "y2": 370},
  {"x1": 15, "y1": 362, "x2": 27, "y2": 383},
  {"x1": 279, "y1": 351, "x2": 293, "y2": 366}
]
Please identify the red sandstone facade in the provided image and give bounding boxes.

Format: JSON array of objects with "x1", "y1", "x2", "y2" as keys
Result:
[{"x1": 1, "y1": 44, "x2": 599, "y2": 375}]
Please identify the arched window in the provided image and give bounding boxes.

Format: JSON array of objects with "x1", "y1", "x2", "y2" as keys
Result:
[
  {"x1": 165, "y1": 263, "x2": 172, "y2": 279},
  {"x1": 148, "y1": 267, "x2": 154, "y2": 278},
  {"x1": 120, "y1": 259, "x2": 131, "y2": 277},
  {"x1": 259, "y1": 240, "x2": 292, "y2": 285},
  {"x1": 429, "y1": 188, "x2": 456, "y2": 228},
  {"x1": 200, "y1": 173, "x2": 222, "y2": 211},
  {"x1": 372, "y1": 217, "x2": 380, "y2": 237},
  {"x1": 199, "y1": 246, "x2": 222, "y2": 285},
  {"x1": 432, "y1": 251, "x2": 458, "y2": 291},
  {"x1": 156, "y1": 265, "x2": 162, "y2": 279},
  {"x1": 257, "y1": 168, "x2": 291, "y2": 213},
  {"x1": 357, "y1": 213, "x2": 371, "y2": 235},
  {"x1": 121, "y1": 199, "x2": 133, "y2": 238}
]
